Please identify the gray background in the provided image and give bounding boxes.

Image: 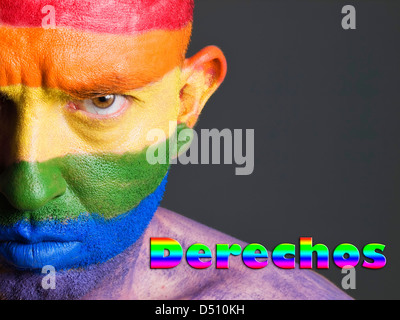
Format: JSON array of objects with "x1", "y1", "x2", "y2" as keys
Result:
[{"x1": 162, "y1": 0, "x2": 400, "y2": 300}]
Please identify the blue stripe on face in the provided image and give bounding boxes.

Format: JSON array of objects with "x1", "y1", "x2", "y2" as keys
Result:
[{"x1": 0, "y1": 173, "x2": 168, "y2": 271}]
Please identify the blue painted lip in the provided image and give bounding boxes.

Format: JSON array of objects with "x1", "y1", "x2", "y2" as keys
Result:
[
  {"x1": 0, "y1": 221, "x2": 83, "y2": 270},
  {"x1": 0, "y1": 240, "x2": 82, "y2": 270}
]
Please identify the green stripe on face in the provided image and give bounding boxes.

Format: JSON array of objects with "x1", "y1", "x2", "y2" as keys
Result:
[{"x1": 0, "y1": 124, "x2": 189, "y2": 225}]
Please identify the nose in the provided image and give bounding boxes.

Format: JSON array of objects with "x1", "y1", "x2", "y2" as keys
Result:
[{"x1": 0, "y1": 160, "x2": 67, "y2": 211}]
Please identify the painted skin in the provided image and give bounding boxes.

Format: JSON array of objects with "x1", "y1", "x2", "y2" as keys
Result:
[
  {"x1": 0, "y1": 0, "x2": 351, "y2": 299},
  {"x1": 83, "y1": 208, "x2": 353, "y2": 300}
]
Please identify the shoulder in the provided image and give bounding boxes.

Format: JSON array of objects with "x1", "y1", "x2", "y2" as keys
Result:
[{"x1": 135, "y1": 207, "x2": 352, "y2": 300}]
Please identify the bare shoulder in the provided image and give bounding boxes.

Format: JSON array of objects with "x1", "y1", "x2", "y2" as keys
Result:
[{"x1": 134, "y1": 207, "x2": 352, "y2": 300}]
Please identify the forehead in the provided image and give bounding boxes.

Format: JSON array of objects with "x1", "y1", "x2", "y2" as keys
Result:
[
  {"x1": 0, "y1": 25, "x2": 191, "y2": 96},
  {"x1": 0, "y1": 0, "x2": 193, "y2": 95},
  {"x1": 0, "y1": 0, "x2": 194, "y2": 34}
]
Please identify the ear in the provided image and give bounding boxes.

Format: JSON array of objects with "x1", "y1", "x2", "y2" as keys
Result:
[{"x1": 178, "y1": 46, "x2": 227, "y2": 128}]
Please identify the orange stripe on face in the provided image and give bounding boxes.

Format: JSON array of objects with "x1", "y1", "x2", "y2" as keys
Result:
[{"x1": 0, "y1": 24, "x2": 192, "y2": 94}]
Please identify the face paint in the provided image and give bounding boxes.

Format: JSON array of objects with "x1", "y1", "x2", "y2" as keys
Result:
[
  {"x1": 0, "y1": 173, "x2": 168, "y2": 271},
  {"x1": 0, "y1": 68, "x2": 183, "y2": 163},
  {"x1": 0, "y1": 231, "x2": 145, "y2": 300},
  {"x1": 0, "y1": 25, "x2": 192, "y2": 92},
  {"x1": 0, "y1": 0, "x2": 194, "y2": 271},
  {"x1": 0, "y1": 0, "x2": 194, "y2": 34}
]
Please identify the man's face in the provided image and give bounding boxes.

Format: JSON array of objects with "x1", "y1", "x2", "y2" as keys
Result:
[
  {"x1": 0, "y1": 0, "x2": 225, "y2": 272},
  {"x1": 0, "y1": 26, "x2": 190, "y2": 222}
]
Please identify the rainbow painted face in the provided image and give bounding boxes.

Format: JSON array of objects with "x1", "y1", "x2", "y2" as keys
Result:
[{"x1": 0, "y1": 0, "x2": 227, "y2": 271}]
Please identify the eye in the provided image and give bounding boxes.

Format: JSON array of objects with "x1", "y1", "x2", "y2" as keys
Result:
[{"x1": 70, "y1": 95, "x2": 128, "y2": 116}]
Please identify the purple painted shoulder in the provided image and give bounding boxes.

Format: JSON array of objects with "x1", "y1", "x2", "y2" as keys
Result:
[{"x1": 140, "y1": 208, "x2": 353, "y2": 300}]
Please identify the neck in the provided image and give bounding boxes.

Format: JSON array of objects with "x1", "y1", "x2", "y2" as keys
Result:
[{"x1": 81, "y1": 234, "x2": 146, "y2": 300}]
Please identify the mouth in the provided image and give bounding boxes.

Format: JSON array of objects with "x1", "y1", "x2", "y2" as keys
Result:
[
  {"x1": 0, "y1": 240, "x2": 82, "y2": 271},
  {"x1": 0, "y1": 223, "x2": 83, "y2": 271}
]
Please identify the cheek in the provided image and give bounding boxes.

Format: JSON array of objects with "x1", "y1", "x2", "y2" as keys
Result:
[
  {"x1": 62, "y1": 99, "x2": 179, "y2": 158},
  {"x1": 58, "y1": 148, "x2": 170, "y2": 219},
  {"x1": 57, "y1": 91, "x2": 180, "y2": 219},
  {"x1": 58, "y1": 101, "x2": 179, "y2": 218}
]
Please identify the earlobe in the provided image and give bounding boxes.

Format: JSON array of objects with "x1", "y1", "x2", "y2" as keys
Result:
[{"x1": 178, "y1": 46, "x2": 227, "y2": 128}]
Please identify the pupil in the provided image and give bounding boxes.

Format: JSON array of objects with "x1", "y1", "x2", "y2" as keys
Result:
[{"x1": 99, "y1": 96, "x2": 111, "y2": 102}]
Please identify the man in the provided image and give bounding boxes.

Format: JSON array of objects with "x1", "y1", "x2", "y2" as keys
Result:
[{"x1": 0, "y1": 0, "x2": 350, "y2": 299}]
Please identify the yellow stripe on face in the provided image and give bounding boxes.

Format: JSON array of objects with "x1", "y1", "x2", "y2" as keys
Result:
[{"x1": 0, "y1": 68, "x2": 182, "y2": 163}]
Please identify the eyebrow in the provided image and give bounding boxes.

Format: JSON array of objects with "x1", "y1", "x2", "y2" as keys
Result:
[
  {"x1": 66, "y1": 77, "x2": 143, "y2": 100},
  {"x1": 50, "y1": 62, "x2": 170, "y2": 101}
]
